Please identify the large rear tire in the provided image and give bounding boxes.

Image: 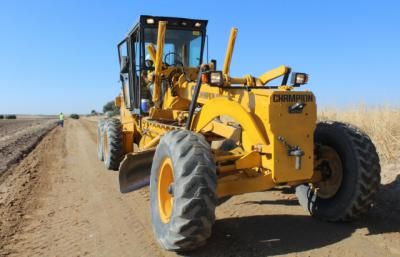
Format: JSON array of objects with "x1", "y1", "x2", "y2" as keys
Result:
[
  {"x1": 103, "y1": 119, "x2": 123, "y2": 170},
  {"x1": 150, "y1": 130, "x2": 217, "y2": 251},
  {"x1": 296, "y1": 121, "x2": 381, "y2": 221}
]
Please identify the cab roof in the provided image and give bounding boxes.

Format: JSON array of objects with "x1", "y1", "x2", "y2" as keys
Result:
[{"x1": 127, "y1": 15, "x2": 208, "y2": 37}]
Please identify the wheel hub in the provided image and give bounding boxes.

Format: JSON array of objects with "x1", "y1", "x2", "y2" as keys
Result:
[
  {"x1": 314, "y1": 145, "x2": 343, "y2": 199},
  {"x1": 158, "y1": 157, "x2": 174, "y2": 223}
]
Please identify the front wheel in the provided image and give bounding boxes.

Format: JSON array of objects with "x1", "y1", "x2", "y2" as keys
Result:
[
  {"x1": 150, "y1": 130, "x2": 217, "y2": 251},
  {"x1": 103, "y1": 119, "x2": 123, "y2": 170},
  {"x1": 296, "y1": 121, "x2": 381, "y2": 221}
]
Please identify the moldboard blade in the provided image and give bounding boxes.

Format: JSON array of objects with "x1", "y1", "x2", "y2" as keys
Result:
[{"x1": 119, "y1": 149, "x2": 155, "y2": 193}]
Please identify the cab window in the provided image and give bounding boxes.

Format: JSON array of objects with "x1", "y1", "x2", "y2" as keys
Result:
[{"x1": 143, "y1": 28, "x2": 203, "y2": 67}]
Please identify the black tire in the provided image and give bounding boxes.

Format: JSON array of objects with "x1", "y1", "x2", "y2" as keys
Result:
[
  {"x1": 150, "y1": 130, "x2": 217, "y2": 251},
  {"x1": 296, "y1": 121, "x2": 381, "y2": 221},
  {"x1": 97, "y1": 119, "x2": 105, "y2": 161},
  {"x1": 103, "y1": 119, "x2": 123, "y2": 170}
]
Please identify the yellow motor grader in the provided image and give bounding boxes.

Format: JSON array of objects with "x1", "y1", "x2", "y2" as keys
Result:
[{"x1": 97, "y1": 15, "x2": 380, "y2": 251}]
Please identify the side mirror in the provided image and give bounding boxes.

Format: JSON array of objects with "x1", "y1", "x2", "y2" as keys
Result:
[{"x1": 120, "y1": 56, "x2": 129, "y2": 73}]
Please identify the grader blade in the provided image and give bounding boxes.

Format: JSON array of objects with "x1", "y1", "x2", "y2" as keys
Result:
[{"x1": 119, "y1": 149, "x2": 155, "y2": 193}]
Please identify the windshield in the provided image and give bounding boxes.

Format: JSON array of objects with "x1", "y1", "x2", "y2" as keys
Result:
[{"x1": 144, "y1": 28, "x2": 203, "y2": 67}]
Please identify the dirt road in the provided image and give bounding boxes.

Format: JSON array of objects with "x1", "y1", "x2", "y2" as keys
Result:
[{"x1": 1, "y1": 119, "x2": 399, "y2": 257}]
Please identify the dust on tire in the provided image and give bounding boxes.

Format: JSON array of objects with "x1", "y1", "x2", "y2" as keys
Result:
[
  {"x1": 296, "y1": 121, "x2": 381, "y2": 221},
  {"x1": 150, "y1": 130, "x2": 217, "y2": 251},
  {"x1": 103, "y1": 119, "x2": 123, "y2": 170}
]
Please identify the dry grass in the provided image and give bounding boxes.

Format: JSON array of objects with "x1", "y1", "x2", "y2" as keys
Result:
[{"x1": 318, "y1": 105, "x2": 400, "y2": 165}]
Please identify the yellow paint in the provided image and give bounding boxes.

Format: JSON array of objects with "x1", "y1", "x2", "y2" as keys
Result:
[
  {"x1": 215, "y1": 153, "x2": 243, "y2": 162},
  {"x1": 118, "y1": 95, "x2": 137, "y2": 154},
  {"x1": 153, "y1": 21, "x2": 166, "y2": 104},
  {"x1": 146, "y1": 43, "x2": 156, "y2": 62},
  {"x1": 258, "y1": 65, "x2": 289, "y2": 85},
  {"x1": 158, "y1": 157, "x2": 174, "y2": 223},
  {"x1": 201, "y1": 120, "x2": 239, "y2": 139},
  {"x1": 143, "y1": 135, "x2": 160, "y2": 149},
  {"x1": 235, "y1": 151, "x2": 261, "y2": 170},
  {"x1": 266, "y1": 91, "x2": 316, "y2": 182},
  {"x1": 217, "y1": 173, "x2": 275, "y2": 197},
  {"x1": 115, "y1": 19, "x2": 319, "y2": 199},
  {"x1": 192, "y1": 97, "x2": 267, "y2": 151},
  {"x1": 115, "y1": 96, "x2": 121, "y2": 108},
  {"x1": 222, "y1": 28, "x2": 238, "y2": 76}
]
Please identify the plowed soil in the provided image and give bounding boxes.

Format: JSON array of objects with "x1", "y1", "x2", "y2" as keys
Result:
[
  {"x1": 0, "y1": 119, "x2": 57, "y2": 174},
  {"x1": 0, "y1": 119, "x2": 399, "y2": 257}
]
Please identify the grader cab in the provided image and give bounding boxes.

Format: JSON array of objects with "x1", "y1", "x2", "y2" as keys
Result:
[{"x1": 97, "y1": 15, "x2": 380, "y2": 251}]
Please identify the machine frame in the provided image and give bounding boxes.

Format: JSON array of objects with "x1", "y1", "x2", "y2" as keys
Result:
[{"x1": 115, "y1": 15, "x2": 318, "y2": 198}]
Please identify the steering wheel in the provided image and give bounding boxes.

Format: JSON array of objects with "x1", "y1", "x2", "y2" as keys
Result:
[{"x1": 163, "y1": 52, "x2": 183, "y2": 66}]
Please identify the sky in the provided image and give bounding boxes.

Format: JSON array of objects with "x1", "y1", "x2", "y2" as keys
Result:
[{"x1": 0, "y1": 0, "x2": 399, "y2": 114}]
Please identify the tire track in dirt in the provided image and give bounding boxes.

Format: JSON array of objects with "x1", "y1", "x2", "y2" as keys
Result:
[
  {"x1": 3, "y1": 119, "x2": 166, "y2": 257},
  {"x1": 0, "y1": 127, "x2": 65, "y2": 256}
]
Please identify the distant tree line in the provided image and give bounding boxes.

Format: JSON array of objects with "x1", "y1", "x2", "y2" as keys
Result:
[
  {"x1": 0, "y1": 114, "x2": 17, "y2": 119},
  {"x1": 103, "y1": 101, "x2": 120, "y2": 116}
]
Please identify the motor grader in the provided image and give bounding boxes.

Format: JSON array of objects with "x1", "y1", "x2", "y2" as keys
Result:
[{"x1": 97, "y1": 15, "x2": 381, "y2": 251}]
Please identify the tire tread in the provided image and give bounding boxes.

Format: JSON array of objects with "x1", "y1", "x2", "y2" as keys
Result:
[
  {"x1": 151, "y1": 130, "x2": 217, "y2": 251},
  {"x1": 315, "y1": 121, "x2": 380, "y2": 221}
]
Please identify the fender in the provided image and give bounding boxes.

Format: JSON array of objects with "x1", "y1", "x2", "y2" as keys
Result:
[{"x1": 191, "y1": 98, "x2": 267, "y2": 151}]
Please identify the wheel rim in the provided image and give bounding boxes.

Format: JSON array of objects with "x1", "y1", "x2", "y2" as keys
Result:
[
  {"x1": 104, "y1": 131, "x2": 108, "y2": 161},
  {"x1": 158, "y1": 157, "x2": 174, "y2": 224},
  {"x1": 315, "y1": 145, "x2": 343, "y2": 199}
]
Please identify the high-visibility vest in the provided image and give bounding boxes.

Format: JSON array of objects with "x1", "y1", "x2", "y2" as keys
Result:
[{"x1": 59, "y1": 114, "x2": 64, "y2": 120}]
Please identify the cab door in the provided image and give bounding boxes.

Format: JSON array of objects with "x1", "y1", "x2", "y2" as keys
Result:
[{"x1": 118, "y1": 28, "x2": 142, "y2": 113}]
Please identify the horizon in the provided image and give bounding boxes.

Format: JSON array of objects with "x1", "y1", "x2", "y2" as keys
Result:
[{"x1": 1, "y1": 1, "x2": 399, "y2": 115}]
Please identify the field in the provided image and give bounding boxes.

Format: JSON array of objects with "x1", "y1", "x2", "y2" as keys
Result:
[
  {"x1": 0, "y1": 110, "x2": 399, "y2": 257},
  {"x1": 319, "y1": 106, "x2": 400, "y2": 189},
  {"x1": 0, "y1": 118, "x2": 57, "y2": 174},
  {"x1": 319, "y1": 106, "x2": 400, "y2": 164},
  {"x1": 319, "y1": 107, "x2": 400, "y2": 234}
]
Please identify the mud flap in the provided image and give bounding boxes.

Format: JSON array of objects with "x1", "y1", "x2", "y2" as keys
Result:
[{"x1": 119, "y1": 149, "x2": 155, "y2": 193}]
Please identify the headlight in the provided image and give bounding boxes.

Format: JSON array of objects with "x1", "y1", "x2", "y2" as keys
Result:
[
  {"x1": 209, "y1": 71, "x2": 224, "y2": 86},
  {"x1": 194, "y1": 22, "x2": 202, "y2": 27},
  {"x1": 146, "y1": 18, "x2": 155, "y2": 24},
  {"x1": 291, "y1": 72, "x2": 309, "y2": 85}
]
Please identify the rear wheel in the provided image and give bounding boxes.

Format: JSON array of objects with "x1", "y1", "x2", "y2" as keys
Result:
[
  {"x1": 97, "y1": 119, "x2": 105, "y2": 161},
  {"x1": 103, "y1": 119, "x2": 123, "y2": 170},
  {"x1": 296, "y1": 121, "x2": 381, "y2": 221},
  {"x1": 150, "y1": 130, "x2": 217, "y2": 251}
]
